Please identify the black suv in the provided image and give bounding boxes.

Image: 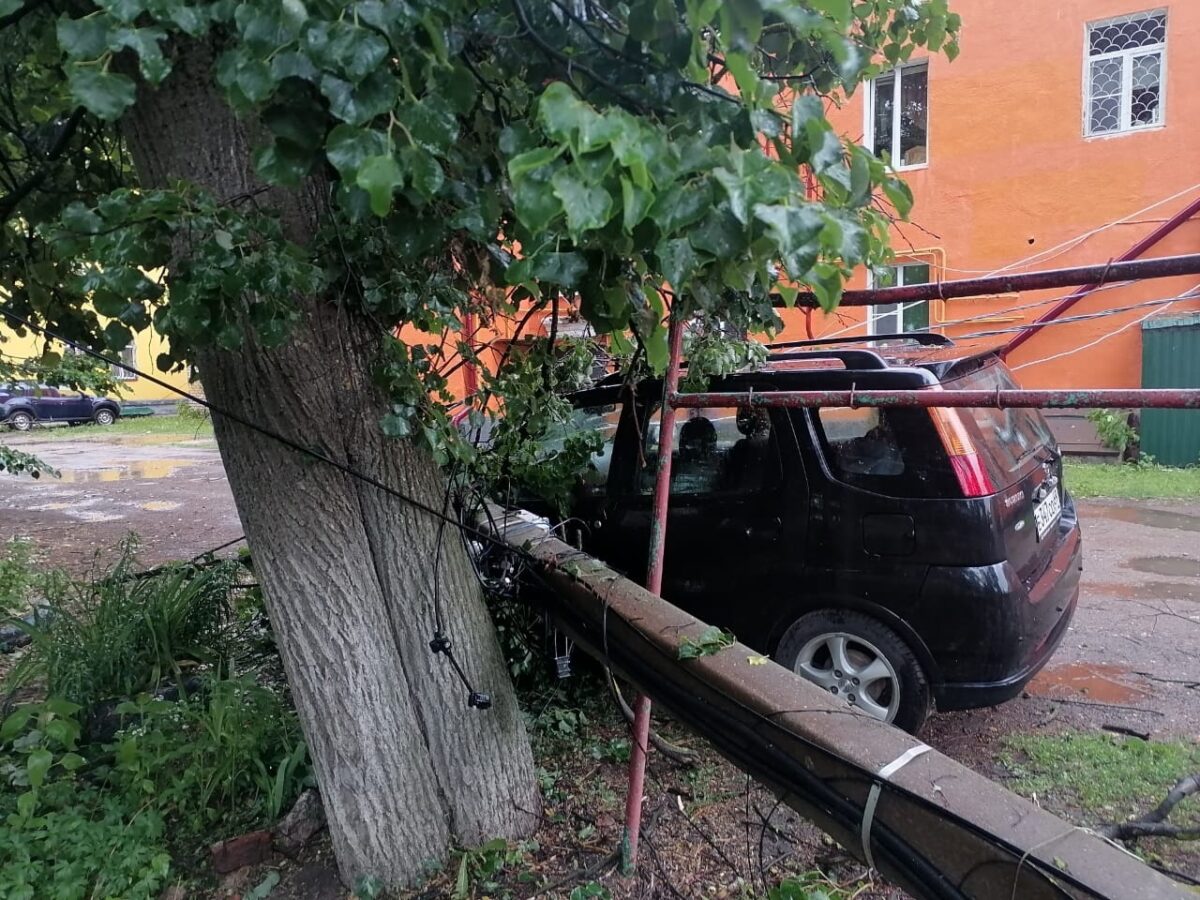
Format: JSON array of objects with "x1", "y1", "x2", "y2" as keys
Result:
[{"x1": 531, "y1": 335, "x2": 1081, "y2": 732}]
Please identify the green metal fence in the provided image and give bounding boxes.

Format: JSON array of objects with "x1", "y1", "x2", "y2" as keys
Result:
[{"x1": 1142, "y1": 312, "x2": 1200, "y2": 466}]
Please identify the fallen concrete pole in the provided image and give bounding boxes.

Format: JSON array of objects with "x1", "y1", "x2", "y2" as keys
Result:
[{"x1": 485, "y1": 507, "x2": 1189, "y2": 900}]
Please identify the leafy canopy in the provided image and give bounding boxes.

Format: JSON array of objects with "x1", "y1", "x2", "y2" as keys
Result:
[{"x1": 0, "y1": 0, "x2": 960, "y2": 487}]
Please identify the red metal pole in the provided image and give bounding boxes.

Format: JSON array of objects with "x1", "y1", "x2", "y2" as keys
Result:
[
  {"x1": 621, "y1": 313, "x2": 686, "y2": 875},
  {"x1": 772, "y1": 251, "x2": 1200, "y2": 308},
  {"x1": 669, "y1": 388, "x2": 1200, "y2": 410}
]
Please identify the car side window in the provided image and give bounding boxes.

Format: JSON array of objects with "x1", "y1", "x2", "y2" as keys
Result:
[
  {"x1": 636, "y1": 406, "x2": 775, "y2": 495},
  {"x1": 815, "y1": 408, "x2": 905, "y2": 477}
]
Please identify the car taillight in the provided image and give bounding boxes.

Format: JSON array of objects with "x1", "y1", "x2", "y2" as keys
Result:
[{"x1": 928, "y1": 406, "x2": 996, "y2": 498}]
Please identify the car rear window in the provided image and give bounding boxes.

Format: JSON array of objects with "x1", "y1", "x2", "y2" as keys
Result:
[
  {"x1": 945, "y1": 362, "x2": 1057, "y2": 487},
  {"x1": 811, "y1": 406, "x2": 959, "y2": 498}
]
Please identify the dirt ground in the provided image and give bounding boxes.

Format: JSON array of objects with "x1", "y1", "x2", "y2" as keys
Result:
[{"x1": 2, "y1": 430, "x2": 1198, "y2": 897}]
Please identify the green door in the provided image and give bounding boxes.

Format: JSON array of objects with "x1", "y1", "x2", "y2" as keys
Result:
[{"x1": 1141, "y1": 313, "x2": 1200, "y2": 467}]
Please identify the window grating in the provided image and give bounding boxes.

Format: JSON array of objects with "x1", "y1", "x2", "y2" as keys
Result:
[
  {"x1": 1088, "y1": 12, "x2": 1165, "y2": 54},
  {"x1": 1086, "y1": 11, "x2": 1165, "y2": 136}
]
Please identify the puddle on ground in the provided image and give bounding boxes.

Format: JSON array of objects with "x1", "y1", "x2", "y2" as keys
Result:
[
  {"x1": 1089, "y1": 505, "x2": 1200, "y2": 533},
  {"x1": 1090, "y1": 581, "x2": 1199, "y2": 603},
  {"x1": 140, "y1": 500, "x2": 181, "y2": 512},
  {"x1": 1125, "y1": 556, "x2": 1200, "y2": 579},
  {"x1": 1027, "y1": 663, "x2": 1151, "y2": 704},
  {"x1": 57, "y1": 459, "x2": 196, "y2": 483}
]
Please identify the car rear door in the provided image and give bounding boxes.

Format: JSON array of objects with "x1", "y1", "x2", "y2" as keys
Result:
[{"x1": 946, "y1": 361, "x2": 1067, "y2": 585}]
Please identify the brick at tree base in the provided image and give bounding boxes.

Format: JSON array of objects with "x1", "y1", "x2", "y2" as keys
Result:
[{"x1": 210, "y1": 830, "x2": 273, "y2": 874}]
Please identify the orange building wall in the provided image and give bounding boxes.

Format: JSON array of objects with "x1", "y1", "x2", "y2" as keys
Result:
[{"x1": 776, "y1": 0, "x2": 1200, "y2": 389}]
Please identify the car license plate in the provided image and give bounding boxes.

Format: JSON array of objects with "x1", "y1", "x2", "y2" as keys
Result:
[{"x1": 1034, "y1": 489, "x2": 1062, "y2": 540}]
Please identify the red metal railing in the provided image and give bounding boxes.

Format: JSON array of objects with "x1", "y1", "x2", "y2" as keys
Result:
[
  {"x1": 773, "y1": 252, "x2": 1200, "y2": 308},
  {"x1": 670, "y1": 388, "x2": 1200, "y2": 410}
]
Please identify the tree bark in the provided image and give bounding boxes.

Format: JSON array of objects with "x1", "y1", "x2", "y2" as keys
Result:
[{"x1": 121, "y1": 40, "x2": 538, "y2": 886}]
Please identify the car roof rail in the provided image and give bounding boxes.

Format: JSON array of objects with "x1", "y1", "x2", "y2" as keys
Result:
[
  {"x1": 766, "y1": 331, "x2": 954, "y2": 352},
  {"x1": 766, "y1": 349, "x2": 890, "y2": 370}
]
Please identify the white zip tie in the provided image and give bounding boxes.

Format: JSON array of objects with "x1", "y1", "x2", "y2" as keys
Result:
[{"x1": 860, "y1": 742, "x2": 932, "y2": 871}]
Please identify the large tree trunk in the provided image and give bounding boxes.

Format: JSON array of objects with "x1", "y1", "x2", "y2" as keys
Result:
[{"x1": 122, "y1": 41, "x2": 538, "y2": 886}]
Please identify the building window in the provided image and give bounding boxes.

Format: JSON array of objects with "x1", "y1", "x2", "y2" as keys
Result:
[
  {"x1": 866, "y1": 62, "x2": 928, "y2": 169},
  {"x1": 112, "y1": 344, "x2": 137, "y2": 380},
  {"x1": 869, "y1": 263, "x2": 931, "y2": 335},
  {"x1": 1085, "y1": 10, "x2": 1166, "y2": 136}
]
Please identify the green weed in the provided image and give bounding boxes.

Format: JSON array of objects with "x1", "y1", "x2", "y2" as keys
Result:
[
  {"x1": 6, "y1": 537, "x2": 240, "y2": 709},
  {"x1": 452, "y1": 838, "x2": 539, "y2": 899},
  {"x1": 1063, "y1": 461, "x2": 1200, "y2": 499},
  {"x1": 111, "y1": 675, "x2": 311, "y2": 838},
  {"x1": 0, "y1": 700, "x2": 172, "y2": 900},
  {"x1": 1002, "y1": 731, "x2": 1200, "y2": 822},
  {"x1": 0, "y1": 538, "x2": 55, "y2": 616}
]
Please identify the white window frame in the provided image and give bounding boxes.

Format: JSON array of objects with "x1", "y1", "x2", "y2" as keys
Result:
[
  {"x1": 868, "y1": 263, "x2": 931, "y2": 335},
  {"x1": 863, "y1": 60, "x2": 929, "y2": 171},
  {"x1": 112, "y1": 344, "x2": 137, "y2": 381},
  {"x1": 1083, "y1": 9, "x2": 1167, "y2": 138}
]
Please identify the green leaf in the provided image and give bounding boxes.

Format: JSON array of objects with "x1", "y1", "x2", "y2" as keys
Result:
[
  {"x1": 403, "y1": 147, "x2": 444, "y2": 200},
  {"x1": 649, "y1": 181, "x2": 711, "y2": 235},
  {"x1": 356, "y1": 154, "x2": 404, "y2": 216},
  {"x1": 57, "y1": 15, "x2": 110, "y2": 59},
  {"x1": 0, "y1": 706, "x2": 34, "y2": 744},
  {"x1": 109, "y1": 26, "x2": 171, "y2": 84},
  {"x1": 790, "y1": 95, "x2": 824, "y2": 136},
  {"x1": 59, "y1": 752, "x2": 86, "y2": 772},
  {"x1": 620, "y1": 176, "x2": 653, "y2": 233},
  {"x1": 550, "y1": 168, "x2": 613, "y2": 237},
  {"x1": 325, "y1": 124, "x2": 388, "y2": 177},
  {"x1": 530, "y1": 252, "x2": 588, "y2": 287},
  {"x1": 753, "y1": 203, "x2": 823, "y2": 276},
  {"x1": 808, "y1": 0, "x2": 851, "y2": 25},
  {"x1": 61, "y1": 201, "x2": 102, "y2": 234},
  {"x1": 26, "y1": 748, "x2": 52, "y2": 788},
  {"x1": 404, "y1": 97, "x2": 459, "y2": 154},
  {"x1": 805, "y1": 121, "x2": 843, "y2": 172},
  {"x1": 882, "y1": 177, "x2": 914, "y2": 218},
  {"x1": 511, "y1": 174, "x2": 562, "y2": 233},
  {"x1": 507, "y1": 146, "x2": 563, "y2": 180},
  {"x1": 253, "y1": 142, "x2": 313, "y2": 187},
  {"x1": 321, "y1": 71, "x2": 397, "y2": 126},
  {"x1": 848, "y1": 147, "x2": 871, "y2": 207},
  {"x1": 66, "y1": 67, "x2": 137, "y2": 121},
  {"x1": 656, "y1": 238, "x2": 699, "y2": 290},
  {"x1": 537, "y1": 82, "x2": 588, "y2": 142}
]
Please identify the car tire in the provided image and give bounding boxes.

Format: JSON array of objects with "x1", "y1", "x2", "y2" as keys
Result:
[
  {"x1": 774, "y1": 609, "x2": 931, "y2": 733},
  {"x1": 7, "y1": 410, "x2": 34, "y2": 432},
  {"x1": 93, "y1": 408, "x2": 116, "y2": 426}
]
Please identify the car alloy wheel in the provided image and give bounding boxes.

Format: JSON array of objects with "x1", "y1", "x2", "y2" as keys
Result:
[
  {"x1": 8, "y1": 411, "x2": 33, "y2": 431},
  {"x1": 795, "y1": 631, "x2": 900, "y2": 723},
  {"x1": 774, "y1": 609, "x2": 930, "y2": 732},
  {"x1": 94, "y1": 409, "x2": 116, "y2": 426}
]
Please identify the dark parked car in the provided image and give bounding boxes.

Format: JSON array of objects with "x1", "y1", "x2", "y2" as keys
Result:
[
  {"x1": 528, "y1": 334, "x2": 1081, "y2": 732},
  {"x1": 0, "y1": 383, "x2": 121, "y2": 430}
]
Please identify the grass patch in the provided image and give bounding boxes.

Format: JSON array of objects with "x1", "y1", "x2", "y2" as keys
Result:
[
  {"x1": 1063, "y1": 462, "x2": 1200, "y2": 500},
  {"x1": 1002, "y1": 731, "x2": 1200, "y2": 823},
  {"x1": 15, "y1": 414, "x2": 213, "y2": 442}
]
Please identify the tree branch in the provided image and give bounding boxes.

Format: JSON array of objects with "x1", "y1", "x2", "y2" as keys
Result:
[
  {"x1": 0, "y1": 107, "x2": 84, "y2": 223},
  {"x1": 1099, "y1": 772, "x2": 1200, "y2": 842}
]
